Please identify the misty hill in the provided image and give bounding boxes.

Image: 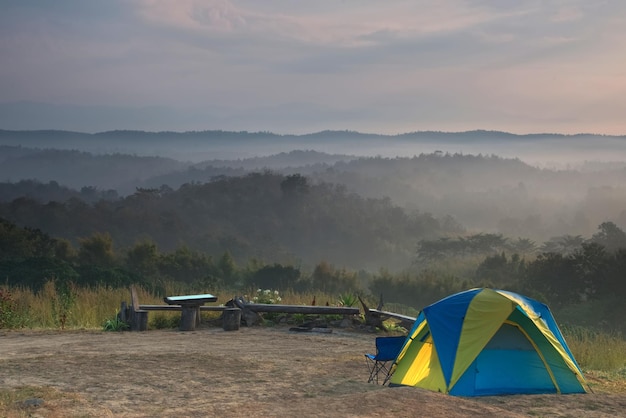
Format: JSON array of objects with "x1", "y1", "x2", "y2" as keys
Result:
[
  {"x1": 0, "y1": 146, "x2": 353, "y2": 195},
  {"x1": 0, "y1": 146, "x2": 188, "y2": 194},
  {"x1": 0, "y1": 172, "x2": 455, "y2": 271},
  {"x1": 2, "y1": 142, "x2": 626, "y2": 243},
  {"x1": 308, "y1": 153, "x2": 626, "y2": 240},
  {"x1": 140, "y1": 152, "x2": 626, "y2": 242},
  {"x1": 192, "y1": 149, "x2": 357, "y2": 170}
]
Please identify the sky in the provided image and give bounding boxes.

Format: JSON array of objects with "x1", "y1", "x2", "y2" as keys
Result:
[{"x1": 1, "y1": 0, "x2": 626, "y2": 135}]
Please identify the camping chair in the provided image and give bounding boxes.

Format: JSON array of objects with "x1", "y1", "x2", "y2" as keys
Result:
[{"x1": 365, "y1": 336, "x2": 406, "y2": 385}]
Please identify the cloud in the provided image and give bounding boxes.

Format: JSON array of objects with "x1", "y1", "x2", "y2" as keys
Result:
[{"x1": 1, "y1": 0, "x2": 626, "y2": 134}]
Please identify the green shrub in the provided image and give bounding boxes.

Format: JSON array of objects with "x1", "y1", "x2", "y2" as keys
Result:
[
  {"x1": 49, "y1": 280, "x2": 77, "y2": 330},
  {"x1": 102, "y1": 312, "x2": 129, "y2": 331},
  {"x1": 0, "y1": 288, "x2": 18, "y2": 329},
  {"x1": 291, "y1": 313, "x2": 306, "y2": 325},
  {"x1": 337, "y1": 293, "x2": 357, "y2": 307}
]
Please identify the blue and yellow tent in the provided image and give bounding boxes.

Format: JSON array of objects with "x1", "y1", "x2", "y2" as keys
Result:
[{"x1": 389, "y1": 288, "x2": 588, "y2": 396}]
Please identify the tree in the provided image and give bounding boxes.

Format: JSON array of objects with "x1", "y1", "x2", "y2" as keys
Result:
[
  {"x1": 523, "y1": 253, "x2": 578, "y2": 308},
  {"x1": 0, "y1": 257, "x2": 79, "y2": 290},
  {"x1": 509, "y1": 238, "x2": 537, "y2": 256},
  {"x1": 591, "y1": 221, "x2": 626, "y2": 252},
  {"x1": 218, "y1": 251, "x2": 237, "y2": 284},
  {"x1": 125, "y1": 240, "x2": 159, "y2": 278},
  {"x1": 77, "y1": 232, "x2": 116, "y2": 267},
  {"x1": 540, "y1": 235, "x2": 584, "y2": 255},
  {"x1": 280, "y1": 174, "x2": 309, "y2": 197},
  {"x1": 607, "y1": 249, "x2": 626, "y2": 296},
  {"x1": 475, "y1": 252, "x2": 525, "y2": 285},
  {"x1": 571, "y1": 242, "x2": 609, "y2": 300},
  {"x1": 248, "y1": 263, "x2": 301, "y2": 290},
  {"x1": 310, "y1": 261, "x2": 358, "y2": 294},
  {"x1": 466, "y1": 233, "x2": 508, "y2": 254},
  {"x1": 0, "y1": 218, "x2": 65, "y2": 262},
  {"x1": 157, "y1": 246, "x2": 217, "y2": 284},
  {"x1": 54, "y1": 238, "x2": 76, "y2": 262}
]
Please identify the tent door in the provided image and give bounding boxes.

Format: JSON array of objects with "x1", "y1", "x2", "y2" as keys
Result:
[{"x1": 455, "y1": 323, "x2": 556, "y2": 396}]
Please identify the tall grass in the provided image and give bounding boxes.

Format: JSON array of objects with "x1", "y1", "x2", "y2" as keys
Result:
[
  {"x1": 9, "y1": 283, "x2": 134, "y2": 329},
  {"x1": 2, "y1": 282, "x2": 341, "y2": 330},
  {"x1": 563, "y1": 326, "x2": 626, "y2": 373}
]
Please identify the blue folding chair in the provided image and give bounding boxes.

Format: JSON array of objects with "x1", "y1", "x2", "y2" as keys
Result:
[{"x1": 365, "y1": 336, "x2": 406, "y2": 385}]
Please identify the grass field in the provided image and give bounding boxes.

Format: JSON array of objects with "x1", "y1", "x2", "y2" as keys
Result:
[{"x1": 2, "y1": 282, "x2": 625, "y2": 399}]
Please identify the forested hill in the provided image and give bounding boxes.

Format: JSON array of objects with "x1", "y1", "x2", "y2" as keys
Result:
[
  {"x1": 0, "y1": 146, "x2": 351, "y2": 195},
  {"x1": 0, "y1": 172, "x2": 455, "y2": 271},
  {"x1": 3, "y1": 144, "x2": 626, "y2": 244},
  {"x1": 0, "y1": 146, "x2": 188, "y2": 193}
]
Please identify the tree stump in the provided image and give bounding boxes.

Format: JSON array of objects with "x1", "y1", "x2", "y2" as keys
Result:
[
  {"x1": 222, "y1": 308, "x2": 241, "y2": 331},
  {"x1": 130, "y1": 309, "x2": 148, "y2": 331},
  {"x1": 118, "y1": 301, "x2": 128, "y2": 323}
]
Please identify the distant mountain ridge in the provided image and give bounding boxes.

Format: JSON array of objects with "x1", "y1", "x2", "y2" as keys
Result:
[
  {"x1": 2, "y1": 128, "x2": 625, "y2": 164},
  {"x1": 3, "y1": 128, "x2": 625, "y2": 140}
]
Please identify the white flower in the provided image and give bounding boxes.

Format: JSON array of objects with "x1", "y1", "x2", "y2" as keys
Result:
[
  {"x1": 264, "y1": 289, "x2": 271, "y2": 295},
  {"x1": 274, "y1": 290, "x2": 279, "y2": 295}
]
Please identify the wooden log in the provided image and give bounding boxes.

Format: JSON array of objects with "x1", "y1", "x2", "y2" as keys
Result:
[
  {"x1": 233, "y1": 297, "x2": 262, "y2": 326},
  {"x1": 369, "y1": 309, "x2": 416, "y2": 323},
  {"x1": 369, "y1": 309, "x2": 416, "y2": 329},
  {"x1": 222, "y1": 308, "x2": 241, "y2": 331},
  {"x1": 289, "y1": 326, "x2": 333, "y2": 333},
  {"x1": 179, "y1": 306, "x2": 197, "y2": 331},
  {"x1": 244, "y1": 304, "x2": 359, "y2": 315}
]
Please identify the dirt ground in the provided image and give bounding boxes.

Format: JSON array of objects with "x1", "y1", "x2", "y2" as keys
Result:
[{"x1": 1, "y1": 325, "x2": 625, "y2": 418}]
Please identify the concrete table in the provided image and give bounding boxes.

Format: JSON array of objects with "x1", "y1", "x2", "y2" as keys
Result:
[{"x1": 164, "y1": 294, "x2": 218, "y2": 331}]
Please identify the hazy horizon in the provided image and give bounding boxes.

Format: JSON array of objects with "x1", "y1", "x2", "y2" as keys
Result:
[{"x1": 2, "y1": 128, "x2": 626, "y2": 167}]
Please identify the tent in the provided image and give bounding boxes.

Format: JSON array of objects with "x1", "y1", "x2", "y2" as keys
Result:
[{"x1": 389, "y1": 288, "x2": 588, "y2": 396}]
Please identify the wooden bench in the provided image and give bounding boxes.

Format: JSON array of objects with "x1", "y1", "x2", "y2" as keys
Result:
[
  {"x1": 126, "y1": 286, "x2": 224, "y2": 331},
  {"x1": 124, "y1": 290, "x2": 361, "y2": 330},
  {"x1": 129, "y1": 285, "x2": 148, "y2": 331}
]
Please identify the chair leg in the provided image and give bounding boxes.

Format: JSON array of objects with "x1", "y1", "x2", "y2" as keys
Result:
[
  {"x1": 382, "y1": 366, "x2": 395, "y2": 386},
  {"x1": 376, "y1": 361, "x2": 388, "y2": 385},
  {"x1": 365, "y1": 356, "x2": 376, "y2": 383},
  {"x1": 366, "y1": 358, "x2": 392, "y2": 385}
]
